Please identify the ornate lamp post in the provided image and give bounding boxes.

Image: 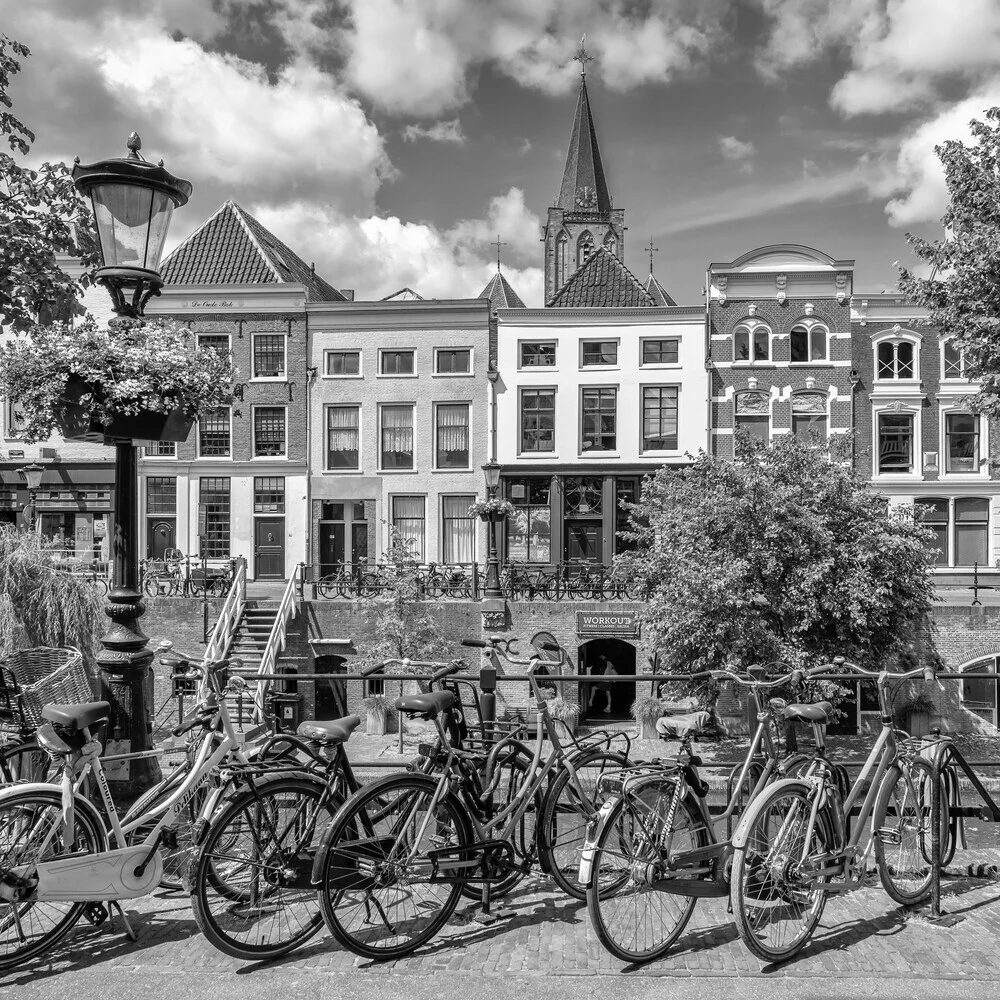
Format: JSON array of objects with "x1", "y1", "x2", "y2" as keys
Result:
[
  {"x1": 482, "y1": 460, "x2": 503, "y2": 599},
  {"x1": 16, "y1": 462, "x2": 43, "y2": 532},
  {"x1": 72, "y1": 133, "x2": 192, "y2": 796}
]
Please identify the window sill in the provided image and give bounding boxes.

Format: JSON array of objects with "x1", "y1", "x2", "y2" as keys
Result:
[
  {"x1": 432, "y1": 372, "x2": 474, "y2": 378},
  {"x1": 432, "y1": 467, "x2": 474, "y2": 474},
  {"x1": 579, "y1": 451, "x2": 620, "y2": 459},
  {"x1": 252, "y1": 454, "x2": 288, "y2": 460},
  {"x1": 731, "y1": 362, "x2": 777, "y2": 368},
  {"x1": 376, "y1": 373, "x2": 418, "y2": 379},
  {"x1": 195, "y1": 455, "x2": 233, "y2": 461},
  {"x1": 249, "y1": 376, "x2": 287, "y2": 383},
  {"x1": 517, "y1": 367, "x2": 559, "y2": 373},
  {"x1": 639, "y1": 363, "x2": 682, "y2": 370},
  {"x1": 517, "y1": 452, "x2": 558, "y2": 459},
  {"x1": 322, "y1": 374, "x2": 364, "y2": 380},
  {"x1": 378, "y1": 468, "x2": 418, "y2": 474},
  {"x1": 788, "y1": 361, "x2": 830, "y2": 366},
  {"x1": 580, "y1": 365, "x2": 621, "y2": 372},
  {"x1": 323, "y1": 468, "x2": 363, "y2": 475}
]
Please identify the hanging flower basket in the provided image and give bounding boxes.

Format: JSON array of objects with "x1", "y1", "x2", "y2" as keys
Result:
[
  {"x1": 468, "y1": 498, "x2": 517, "y2": 521},
  {"x1": 56, "y1": 381, "x2": 196, "y2": 443}
]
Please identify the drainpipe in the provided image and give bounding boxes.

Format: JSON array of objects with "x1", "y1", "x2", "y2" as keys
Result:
[
  {"x1": 849, "y1": 367, "x2": 860, "y2": 469},
  {"x1": 304, "y1": 312, "x2": 315, "y2": 589},
  {"x1": 705, "y1": 269, "x2": 713, "y2": 455},
  {"x1": 488, "y1": 367, "x2": 499, "y2": 463}
]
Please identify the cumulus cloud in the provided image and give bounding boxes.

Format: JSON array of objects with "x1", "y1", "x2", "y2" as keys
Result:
[
  {"x1": 254, "y1": 187, "x2": 544, "y2": 304},
  {"x1": 718, "y1": 135, "x2": 755, "y2": 171},
  {"x1": 401, "y1": 119, "x2": 466, "y2": 144}
]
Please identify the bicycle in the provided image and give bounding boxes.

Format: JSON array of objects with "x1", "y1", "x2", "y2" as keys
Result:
[
  {"x1": 312, "y1": 636, "x2": 629, "y2": 960},
  {"x1": 141, "y1": 554, "x2": 183, "y2": 597},
  {"x1": 730, "y1": 659, "x2": 943, "y2": 964},
  {"x1": 580, "y1": 663, "x2": 812, "y2": 963}
]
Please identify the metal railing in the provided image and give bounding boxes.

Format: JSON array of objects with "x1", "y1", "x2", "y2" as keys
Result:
[
  {"x1": 204, "y1": 555, "x2": 246, "y2": 664},
  {"x1": 140, "y1": 552, "x2": 236, "y2": 598},
  {"x1": 251, "y1": 563, "x2": 300, "y2": 723}
]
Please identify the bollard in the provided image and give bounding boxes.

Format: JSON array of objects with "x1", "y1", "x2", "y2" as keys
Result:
[{"x1": 479, "y1": 666, "x2": 497, "y2": 743}]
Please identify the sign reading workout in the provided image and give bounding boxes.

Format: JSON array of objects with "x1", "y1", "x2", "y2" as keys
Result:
[{"x1": 576, "y1": 611, "x2": 640, "y2": 638}]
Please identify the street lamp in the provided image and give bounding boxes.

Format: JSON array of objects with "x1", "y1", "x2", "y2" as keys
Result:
[
  {"x1": 482, "y1": 460, "x2": 503, "y2": 599},
  {"x1": 73, "y1": 132, "x2": 192, "y2": 797},
  {"x1": 16, "y1": 462, "x2": 44, "y2": 532}
]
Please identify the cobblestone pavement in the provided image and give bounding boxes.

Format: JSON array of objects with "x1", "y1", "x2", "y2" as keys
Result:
[{"x1": 4, "y1": 860, "x2": 1000, "y2": 990}]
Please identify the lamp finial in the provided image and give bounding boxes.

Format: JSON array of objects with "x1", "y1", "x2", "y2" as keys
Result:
[{"x1": 126, "y1": 132, "x2": 142, "y2": 159}]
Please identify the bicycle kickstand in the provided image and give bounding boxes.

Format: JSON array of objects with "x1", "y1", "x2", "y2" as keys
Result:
[{"x1": 108, "y1": 900, "x2": 138, "y2": 942}]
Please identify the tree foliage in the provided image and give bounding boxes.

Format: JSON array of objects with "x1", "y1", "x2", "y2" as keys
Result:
[
  {"x1": 0, "y1": 34, "x2": 99, "y2": 331},
  {"x1": 899, "y1": 107, "x2": 1000, "y2": 415},
  {"x1": 617, "y1": 435, "x2": 938, "y2": 674}
]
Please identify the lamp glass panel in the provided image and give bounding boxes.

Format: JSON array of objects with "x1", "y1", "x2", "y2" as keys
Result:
[{"x1": 90, "y1": 184, "x2": 173, "y2": 270}]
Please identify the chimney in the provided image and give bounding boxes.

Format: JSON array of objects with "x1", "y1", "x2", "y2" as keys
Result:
[{"x1": 340, "y1": 289, "x2": 355, "y2": 301}]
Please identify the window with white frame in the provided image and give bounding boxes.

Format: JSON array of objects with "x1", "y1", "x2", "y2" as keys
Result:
[
  {"x1": 325, "y1": 350, "x2": 361, "y2": 376},
  {"x1": 435, "y1": 348, "x2": 471, "y2": 374},
  {"x1": 945, "y1": 412, "x2": 980, "y2": 473},
  {"x1": 958, "y1": 656, "x2": 998, "y2": 727},
  {"x1": 791, "y1": 392, "x2": 828, "y2": 442},
  {"x1": 581, "y1": 387, "x2": 617, "y2": 452},
  {"x1": 252, "y1": 333, "x2": 286, "y2": 379},
  {"x1": 435, "y1": 403, "x2": 470, "y2": 469},
  {"x1": 641, "y1": 339, "x2": 679, "y2": 365},
  {"x1": 790, "y1": 323, "x2": 828, "y2": 363},
  {"x1": 380, "y1": 349, "x2": 415, "y2": 375},
  {"x1": 392, "y1": 495, "x2": 425, "y2": 561},
  {"x1": 520, "y1": 389, "x2": 555, "y2": 452},
  {"x1": 943, "y1": 339, "x2": 968, "y2": 380},
  {"x1": 4, "y1": 399, "x2": 28, "y2": 439},
  {"x1": 253, "y1": 407, "x2": 286, "y2": 457},
  {"x1": 581, "y1": 341, "x2": 618, "y2": 367},
  {"x1": 520, "y1": 342, "x2": 556, "y2": 367},
  {"x1": 199, "y1": 477, "x2": 231, "y2": 557},
  {"x1": 441, "y1": 496, "x2": 476, "y2": 563},
  {"x1": 146, "y1": 440, "x2": 176, "y2": 457},
  {"x1": 641, "y1": 386, "x2": 678, "y2": 451},
  {"x1": 197, "y1": 333, "x2": 230, "y2": 357},
  {"x1": 915, "y1": 496, "x2": 989, "y2": 567},
  {"x1": 327, "y1": 405, "x2": 360, "y2": 469},
  {"x1": 876, "y1": 339, "x2": 916, "y2": 380},
  {"x1": 732, "y1": 321, "x2": 771, "y2": 363},
  {"x1": 734, "y1": 390, "x2": 770, "y2": 446},
  {"x1": 198, "y1": 407, "x2": 231, "y2": 457},
  {"x1": 380, "y1": 404, "x2": 414, "y2": 469},
  {"x1": 877, "y1": 412, "x2": 914, "y2": 473}
]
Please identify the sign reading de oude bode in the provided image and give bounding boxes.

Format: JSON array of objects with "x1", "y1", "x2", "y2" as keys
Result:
[{"x1": 576, "y1": 611, "x2": 640, "y2": 638}]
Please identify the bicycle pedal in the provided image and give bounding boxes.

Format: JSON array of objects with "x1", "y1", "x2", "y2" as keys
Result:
[{"x1": 82, "y1": 901, "x2": 109, "y2": 926}]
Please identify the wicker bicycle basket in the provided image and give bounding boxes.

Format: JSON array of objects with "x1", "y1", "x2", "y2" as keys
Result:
[{"x1": 0, "y1": 647, "x2": 93, "y2": 729}]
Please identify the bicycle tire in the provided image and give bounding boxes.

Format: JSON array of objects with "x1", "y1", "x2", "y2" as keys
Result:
[
  {"x1": 587, "y1": 784, "x2": 706, "y2": 963},
  {"x1": 316, "y1": 772, "x2": 472, "y2": 960},
  {"x1": 317, "y1": 575, "x2": 337, "y2": 599},
  {"x1": 874, "y1": 758, "x2": 939, "y2": 906},
  {"x1": 539, "y1": 749, "x2": 629, "y2": 900},
  {"x1": 730, "y1": 781, "x2": 828, "y2": 964},
  {"x1": 0, "y1": 740, "x2": 50, "y2": 784},
  {"x1": 0, "y1": 786, "x2": 106, "y2": 970},
  {"x1": 425, "y1": 573, "x2": 445, "y2": 599},
  {"x1": 190, "y1": 775, "x2": 340, "y2": 961}
]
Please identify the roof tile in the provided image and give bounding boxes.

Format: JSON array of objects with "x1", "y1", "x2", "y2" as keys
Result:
[{"x1": 547, "y1": 246, "x2": 655, "y2": 308}]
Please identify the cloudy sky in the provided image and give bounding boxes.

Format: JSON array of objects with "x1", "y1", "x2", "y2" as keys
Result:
[{"x1": 4, "y1": 1, "x2": 999, "y2": 306}]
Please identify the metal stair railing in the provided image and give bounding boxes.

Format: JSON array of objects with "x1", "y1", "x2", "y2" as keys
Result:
[
  {"x1": 251, "y1": 565, "x2": 300, "y2": 723},
  {"x1": 204, "y1": 555, "x2": 246, "y2": 664}
]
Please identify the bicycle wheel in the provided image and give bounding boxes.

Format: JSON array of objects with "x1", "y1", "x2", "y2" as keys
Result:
[
  {"x1": 730, "y1": 782, "x2": 828, "y2": 964},
  {"x1": 0, "y1": 740, "x2": 51, "y2": 784},
  {"x1": 588, "y1": 784, "x2": 707, "y2": 963},
  {"x1": 539, "y1": 749, "x2": 629, "y2": 900},
  {"x1": 424, "y1": 572, "x2": 445, "y2": 599},
  {"x1": 316, "y1": 772, "x2": 472, "y2": 960},
  {"x1": 874, "y1": 758, "x2": 939, "y2": 906},
  {"x1": 317, "y1": 575, "x2": 337, "y2": 599},
  {"x1": 0, "y1": 787, "x2": 105, "y2": 970},
  {"x1": 190, "y1": 776, "x2": 340, "y2": 961}
]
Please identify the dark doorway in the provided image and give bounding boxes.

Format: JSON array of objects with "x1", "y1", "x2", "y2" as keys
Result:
[
  {"x1": 254, "y1": 517, "x2": 285, "y2": 579},
  {"x1": 315, "y1": 654, "x2": 348, "y2": 720},
  {"x1": 578, "y1": 638, "x2": 636, "y2": 721},
  {"x1": 147, "y1": 519, "x2": 176, "y2": 560}
]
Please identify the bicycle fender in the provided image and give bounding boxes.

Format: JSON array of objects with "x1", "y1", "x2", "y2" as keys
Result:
[
  {"x1": 730, "y1": 777, "x2": 811, "y2": 851},
  {"x1": 577, "y1": 794, "x2": 618, "y2": 887},
  {"x1": 0, "y1": 782, "x2": 109, "y2": 852}
]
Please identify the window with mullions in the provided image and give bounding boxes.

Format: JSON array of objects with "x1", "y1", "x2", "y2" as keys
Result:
[
  {"x1": 199, "y1": 477, "x2": 230, "y2": 557},
  {"x1": 441, "y1": 496, "x2": 476, "y2": 563},
  {"x1": 581, "y1": 341, "x2": 617, "y2": 366},
  {"x1": 380, "y1": 350, "x2": 414, "y2": 375},
  {"x1": 436, "y1": 349, "x2": 470, "y2": 374},
  {"x1": 735, "y1": 391, "x2": 770, "y2": 447},
  {"x1": 327, "y1": 405, "x2": 359, "y2": 469},
  {"x1": 790, "y1": 324, "x2": 828, "y2": 363},
  {"x1": 392, "y1": 496, "x2": 425, "y2": 561},
  {"x1": 253, "y1": 334, "x2": 285, "y2": 378},
  {"x1": 876, "y1": 340, "x2": 915, "y2": 380},
  {"x1": 197, "y1": 334, "x2": 230, "y2": 357},
  {"x1": 915, "y1": 496, "x2": 989, "y2": 567},
  {"x1": 581, "y1": 387, "x2": 617, "y2": 452},
  {"x1": 943, "y1": 339, "x2": 967, "y2": 379},
  {"x1": 325, "y1": 350, "x2": 360, "y2": 376},
  {"x1": 791, "y1": 392, "x2": 828, "y2": 442},
  {"x1": 520, "y1": 389, "x2": 555, "y2": 452},
  {"x1": 435, "y1": 403, "x2": 470, "y2": 469},
  {"x1": 945, "y1": 413, "x2": 979, "y2": 473},
  {"x1": 253, "y1": 407, "x2": 286, "y2": 457},
  {"x1": 253, "y1": 477, "x2": 285, "y2": 514},
  {"x1": 877, "y1": 413, "x2": 914, "y2": 473},
  {"x1": 505, "y1": 478, "x2": 551, "y2": 563},
  {"x1": 733, "y1": 323, "x2": 770, "y2": 362},
  {"x1": 642, "y1": 386, "x2": 678, "y2": 451},
  {"x1": 146, "y1": 477, "x2": 176, "y2": 514},
  {"x1": 520, "y1": 342, "x2": 556, "y2": 367},
  {"x1": 380, "y1": 404, "x2": 414, "y2": 469},
  {"x1": 146, "y1": 440, "x2": 176, "y2": 457},
  {"x1": 641, "y1": 339, "x2": 679, "y2": 365},
  {"x1": 199, "y1": 408, "x2": 231, "y2": 457}
]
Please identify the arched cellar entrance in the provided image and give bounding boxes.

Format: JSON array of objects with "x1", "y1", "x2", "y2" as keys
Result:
[{"x1": 578, "y1": 638, "x2": 636, "y2": 722}]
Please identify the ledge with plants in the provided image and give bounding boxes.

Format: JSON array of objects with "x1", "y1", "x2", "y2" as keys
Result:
[
  {"x1": 0, "y1": 316, "x2": 238, "y2": 443},
  {"x1": 360, "y1": 694, "x2": 397, "y2": 735},
  {"x1": 467, "y1": 497, "x2": 517, "y2": 522}
]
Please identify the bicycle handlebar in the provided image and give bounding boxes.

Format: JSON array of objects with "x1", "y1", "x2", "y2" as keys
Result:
[{"x1": 171, "y1": 707, "x2": 215, "y2": 737}]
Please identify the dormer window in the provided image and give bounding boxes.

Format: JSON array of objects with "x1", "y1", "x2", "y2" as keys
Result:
[
  {"x1": 877, "y1": 340, "x2": 915, "y2": 380},
  {"x1": 733, "y1": 321, "x2": 771, "y2": 363},
  {"x1": 943, "y1": 339, "x2": 967, "y2": 379}
]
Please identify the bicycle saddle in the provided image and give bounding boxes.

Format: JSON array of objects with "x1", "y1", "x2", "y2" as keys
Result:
[
  {"x1": 656, "y1": 711, "x2": 710, "y2": 738},
  {"x1": 395, "y1": 690, "x2": 455, "y2": 718},
  {"x1": 297, "y1": 715, "x2": 361, "y2": 745},
  {"x1": 782, "y1": 701, "x2": 832, "y2": 723},
  {"x1": 41, "y1": 701, "x2": 110, "y2": 732}
]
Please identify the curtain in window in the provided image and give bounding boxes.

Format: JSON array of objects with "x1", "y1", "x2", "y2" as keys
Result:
[
  {"x1": 442, "y1": 496, "x2": 475, "y2": 563},
  {"x1": 381, "y1": 405, "x2": 414, "y2": 468},
  {"x1": 436, "y1": 404, "x2": 469, "y2": 466},
  {"x1": 392, "y1": 496, "x2": 424, "y2": 560}
]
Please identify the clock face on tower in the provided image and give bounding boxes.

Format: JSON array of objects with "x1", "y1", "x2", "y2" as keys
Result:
[{"x1": 575, "y1": 185, "x2": 597, "y2": 210}]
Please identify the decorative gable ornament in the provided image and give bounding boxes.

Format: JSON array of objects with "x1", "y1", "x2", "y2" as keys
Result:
[
  {"x1": 747, "y1": 303, "x2": 757, "y2": 316},
  {"x1": 776, "y1": 274, "x2": 787, "y2": 304},
  {"x1": 717, "y1": 275, "x2": 728, "y2": 304},
  {"x1": 736, "y1": 390, "x2": 770, "y2": 415},
  {"x1": 804, "y1": 302, "x2": 814, "y2": 317},
  {"x1": 836, "y1": 272, "x2": 848, "y2": 304}
]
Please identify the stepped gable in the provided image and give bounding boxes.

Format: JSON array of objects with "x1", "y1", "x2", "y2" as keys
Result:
[
  {"x1": 556, "y1": 75, "x2": 611, "y2": 214},
  {"x1": 160, "y1": 200, "x2": 345, "y2": 301},
  {"x1": 547, "y1": 246, "x2": 655, "y2": 308},
  {"x1": 479, "y1": 271, "x2": 526, "y2": 310},
  {"x1": 644, "y1": 272, "x2": 677, "y2": 307}
]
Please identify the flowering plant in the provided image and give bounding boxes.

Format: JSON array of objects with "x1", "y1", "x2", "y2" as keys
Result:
[
  {"x1": 0, "y1": 316, "x2": 238, "y2": 442},
  {"x1": 467, "y1": 497, "x2": 517, "y2": 520}
]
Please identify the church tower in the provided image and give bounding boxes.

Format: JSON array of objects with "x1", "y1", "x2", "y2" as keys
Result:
[{"x1": 543, "y1": 61, "x2": 625, "y2": 303}]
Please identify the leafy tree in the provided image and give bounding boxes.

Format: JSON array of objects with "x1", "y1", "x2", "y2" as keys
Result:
[
  {"x1": 899, "y1": 107, "x2": 1000, "y2": 416},
  {"x1": 617, "y1": 435, "x2": 938, "y2": 679},
  {"x1": 1, "y1": 34, "x2": 99, "y2": 331}
]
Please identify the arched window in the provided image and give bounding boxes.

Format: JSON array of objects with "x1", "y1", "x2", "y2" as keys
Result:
[
  {"x1": 555, "y1": 231, "x2": 568, "y2": 290},
  {"x1": 790, "y1": 322, "x2": 828, "y2": 363},
  {"x1": 732, "y1": 321, "x2": 771, "y2": 363},
  {"x1": 577, "y1": 231, "x2": 595, "y2": 266},
  {"x1": 603, "y1": 231, "x2": 617, "y2": 256},
  {"x1": 876, "y1": 339, "x2": 916, "y2": 380}
]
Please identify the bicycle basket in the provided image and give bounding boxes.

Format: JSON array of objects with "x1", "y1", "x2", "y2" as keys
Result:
[{"x1": 0, "y1": 647, "x2": 93, "y2": 728}]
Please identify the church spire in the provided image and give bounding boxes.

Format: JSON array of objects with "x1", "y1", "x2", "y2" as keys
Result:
[{"x1": 556, "y1": 73, "x2": 611, "y2": 214}]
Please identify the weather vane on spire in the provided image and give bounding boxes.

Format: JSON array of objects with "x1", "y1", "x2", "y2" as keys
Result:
[
  {"x1": 492, "y1": 234, "x2": 507, "y2": 271},
  {"x1": 645, "y1": 237, "x2": 659, "y2": 275},
  {"x1": 573, "y1": 34, "x2": 593, "y2": 76}
]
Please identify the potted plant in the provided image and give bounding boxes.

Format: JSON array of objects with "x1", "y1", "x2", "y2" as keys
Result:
[
  {"x1": 361, "y1": 694, "x2": 396, "y2": 736},
  {"x1": 547, "y1": 696, "x2": 581, "y2": 738},
  {"x1": 0, "y1": 316, "x2": 237, "y2": 443},
  {"x1": 898, "y1": 691, "x2": 935, "y2": 737},
  {"x1": 631, "y1": 695, "x2": 664, "y2": 740},
  {"x1": 526, "y1": 682, "x2": 558, "y2": 729},
  {"x1": 467, "y1": 497, "x2": 517, "y2": 522}
]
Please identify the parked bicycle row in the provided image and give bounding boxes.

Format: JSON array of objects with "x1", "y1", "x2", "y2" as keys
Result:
[
  {"x1": 140, "y1": 550, "x2": 237, "y2": 598},
  {"x1": 0, "y1": 639, "x2": 970, "y2": 973}
]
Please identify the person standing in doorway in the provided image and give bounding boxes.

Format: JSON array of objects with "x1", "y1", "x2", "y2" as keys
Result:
[{"x1": 588, "y1": 654, "x2": 617, "y2": 714}]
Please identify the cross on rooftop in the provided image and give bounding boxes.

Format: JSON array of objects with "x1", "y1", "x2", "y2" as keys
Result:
[
  {"x1": 492, "y1": 234, "x2": 507, "y2": 271},
  {"x1": 573, "y1": 34, "x2": 593, "y2": 76},
  {"x1": 645, "y1": 237, "x2": 659, "y2": 274}
]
